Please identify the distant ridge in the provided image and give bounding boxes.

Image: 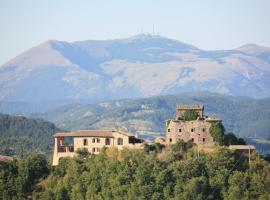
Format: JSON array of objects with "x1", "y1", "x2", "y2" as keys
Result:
[{"x1": 1, "y1": 34, "x2": 270, "y2": 102}]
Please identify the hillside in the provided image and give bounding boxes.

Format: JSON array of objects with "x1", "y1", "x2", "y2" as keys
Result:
[
  {"x1": 2, "y1": 143, "x2": 270, "y2": 200},
  {"x1": 1, "y1": 34, "x2": 270, "y2": 102},
  {"x1": 34, "y1": 92, "x2": 270, "y2": 141},
  {"x1": 0, "y1": 113, "x2": 61, "y2": 157}
]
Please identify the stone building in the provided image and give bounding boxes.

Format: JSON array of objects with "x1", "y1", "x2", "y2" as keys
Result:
[
  {"x1": 52, "y1": 130, "x2": 144, "y2": 166},
  {"x1": 166, "y1": 104, "x2": 220, "y2": 147}
]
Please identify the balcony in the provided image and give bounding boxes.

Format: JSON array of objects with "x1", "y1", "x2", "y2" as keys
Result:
[{"x1": 57, "y1": 145, "x2": 74, "y2": 153}]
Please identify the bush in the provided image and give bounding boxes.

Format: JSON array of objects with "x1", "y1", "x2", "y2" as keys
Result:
[{"x1": 181, "y1": 110, "x2": 199, "y2": 121}]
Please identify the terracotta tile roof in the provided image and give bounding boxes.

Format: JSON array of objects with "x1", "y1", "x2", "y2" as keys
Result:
[
  {"x1": 229, "y1": 145, "x2": 256, "y2": 150},
  {"x1": 54, "y1": 130, "x2": 137, "y2": 138},
  {"x1": 0, "y1": 155, "x2": 15, "y2": 162},
  {"x1": 54, "y1": 130, "x2": 114, "y2": 137},
  {"x1": 177, "y1": 104, "x2": 204, "y2": 110}
]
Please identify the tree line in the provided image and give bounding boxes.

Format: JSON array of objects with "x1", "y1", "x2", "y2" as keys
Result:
[{"x1": 1, "y1": 141, "x2": 270, "y2": 200}]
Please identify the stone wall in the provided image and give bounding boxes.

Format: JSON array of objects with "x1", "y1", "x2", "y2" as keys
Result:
[{"x1": 166, "y1": 119, "x2": 215, "y2": 147}]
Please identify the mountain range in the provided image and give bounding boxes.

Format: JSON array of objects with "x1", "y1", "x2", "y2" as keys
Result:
[{"x1": 1, "y1": 34, "x2": 270, "y2": 102}]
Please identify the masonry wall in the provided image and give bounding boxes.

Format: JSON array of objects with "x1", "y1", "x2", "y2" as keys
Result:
[{"x1": 166, "y1": 119, "x2": 215, "y2": 147}]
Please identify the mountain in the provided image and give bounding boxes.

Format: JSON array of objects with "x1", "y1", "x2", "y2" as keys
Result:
[
  {"x1": 33, "y1": 92, "x2": 270, "y2": 142},
  {"x1": 0, "y1": 113, "x2": 61, "y2": 157},
  {"x1": 0, "y1": 34, "x2": 270, "y2": 102}
]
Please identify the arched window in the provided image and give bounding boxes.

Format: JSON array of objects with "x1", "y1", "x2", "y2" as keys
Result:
[
  {"x1": 105, "y1": 138, "x2": 111, "y2": 145},
  {"x1": 117, "y1": 138, "x2": 123, "y2": 145},
  {"x1": 83, "y1": 139, "x2": 88, "y2": 146}
]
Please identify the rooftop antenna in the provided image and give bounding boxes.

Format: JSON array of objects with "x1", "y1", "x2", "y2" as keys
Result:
[{"x1": 152, "y1": 24, "x2": 155, "y2": 35}]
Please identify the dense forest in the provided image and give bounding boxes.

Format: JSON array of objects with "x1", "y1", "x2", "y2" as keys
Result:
[
  {"x1": 0, "y1": 113, "x2": 61, "y2": 157},
  {"x1": 1, "y1": 141, "x2": 270, "y2": 200}
]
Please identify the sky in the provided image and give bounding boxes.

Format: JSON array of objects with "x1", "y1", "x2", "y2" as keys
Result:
[{"x1": 0, "y1": 0, "x2": 270, "y2": 65}]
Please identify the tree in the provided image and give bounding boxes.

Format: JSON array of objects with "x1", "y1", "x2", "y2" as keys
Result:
[
  {"x1": 144, "y1": 143, "x2": 165, "y2": 154},
  {"x1": 181, "y1": 109, "x2": 199, "y2": 121},
  {"x1": 181, "y1": 176, "x2": 210, "y2": 200},
  {"x1": 225, "y1": 171, "x2": 250, "y2": 200},
  {"x1": 209, "y1": 121, "x2": 225, "y2": 145},
  {"x1": 76, "y1": 148, "x2": 90, "y2": 158},
  {"x1": 224, "y1": 132, "x2": 246, "y2": 146}
]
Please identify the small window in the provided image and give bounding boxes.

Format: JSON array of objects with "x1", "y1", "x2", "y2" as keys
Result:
[
  {"x1": 83, "y1": 139, "x2": 88, "y2": 146},
  {"x1": 105, "y1": 138, "x2": 110, "y2": 145},
  {"x1": 168, "y1": 129, "x2": 170, "y2": 132},
  {"x1": 202, "y1": 128, "x2": 205, "y2": 132},
  {"x1": 213, "y1": 139, "x2": 216, "y2": 142},
  {"x1": 117, "y1": 138, "x2": 123, "y2": 145},
  {"x1": 92, "y1": 138, "x2": 95, "y2": 143},
  {"x1": 179, "y1": 129, "x2": 181, "y2": 132},
  {"x1": 191, "y1": 138, "x2": 194, "y2": 142},
  {"x1": 97, "y1": 148, "x2": 100, "y2": 153},
  {"x1": 169, "y1": 138, "x2": 172, "y2": 143},
  {"x1": 203, "y1": 138, "x2": 205, "y2": 142},
  {"x1": 191, "y1": 128, "x2": 194, "y2": 132},
  {"x1": 92, "y1": 148, "x2": 95, "y2": 153},
  {"x1": 97, "y1": 138, "x2": 100, "y2": 143}
]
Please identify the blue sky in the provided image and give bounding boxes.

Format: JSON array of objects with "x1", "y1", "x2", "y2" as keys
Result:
[{"x1": 0, "y1": 0, "x2": 269, "y2": 65}]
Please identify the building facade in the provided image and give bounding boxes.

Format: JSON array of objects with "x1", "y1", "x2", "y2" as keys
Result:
[
  {"x1": 166, "y1": 104, "x2": 220, "y2": 147},
  {"x1": 52, "y1": 130, "x2": 144, "y2": 166}
]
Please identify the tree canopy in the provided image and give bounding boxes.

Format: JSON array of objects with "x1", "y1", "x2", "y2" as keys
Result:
[
  {"x1": 209, "y1": 121, "x2": 225, "y2": 145},
  {"x1": 1, "y1": 142, "x2": 269, "y2": 199},
  {"x1": 0, "y1": 113, "x2": 61, "y2": 158}
]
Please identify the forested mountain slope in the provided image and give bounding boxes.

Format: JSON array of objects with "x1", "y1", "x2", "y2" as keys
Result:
[
  {"x1": 35, "y1": 92, "x2": 270, "y2": 140},
  {"x1": 0, "y1": 113, "x2": 61, "y2": 157}
]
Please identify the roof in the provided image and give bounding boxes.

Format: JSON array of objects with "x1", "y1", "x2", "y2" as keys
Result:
[
  {"x1": 0, "y1": 155, "x2": 15, "y2": 162},
  {"x1": 54, "y1": 130, "x2": 135, "y2": 138},
  {"x1": 228, "y1": 145, "x2": 256, "y2": 150},
  {"x1": 177, "y1": 104, "x2": 204, "y2": 110}
]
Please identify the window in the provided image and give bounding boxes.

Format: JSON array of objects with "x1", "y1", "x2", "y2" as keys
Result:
[
  {"x1": 169, "y1": 138, "x2": 172, "y2": 143},
  {"x1": 203, "y1": 138, "x2": 205, "y2": 142},
  {"x1": 191, "y1": 128, "x2": 194, "y2": 132},
  {"x1": 83, "y1": 139, "x2": 88, "y2": 146},
  {"x1": 97, "y1": 138, "x2": 100, "y2": 143},
  {"x1": 179, "y1": 129, "x2": 182, "y2": 132},
  {"x1": 117, "y1": 138, "x2": 123, "y2": 145},
  {"x1": 92, "y1": 148, "x2": 95, "y2": 153},
  {"x1": 202, "y1": 128, "x2": 205, "y2": 132},
  {"x1": 168, "y1": 129, "x2": 170, "y2": 132},
  {"x1": 105, "y1": 138, "x2": 110, "y2": 145},
  {"x1": 191, "y1": 138, "x2": 194, "y2": 142},
  {"x1": 97, "y1": 148, "x2": 100, "y2": 153},
  {"x1": 92, "y1": 138, "x2": 95, "y2": 143}
]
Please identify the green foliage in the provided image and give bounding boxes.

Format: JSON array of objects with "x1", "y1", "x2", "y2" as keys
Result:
[
  {"x1": 1, "y1": 143, "x2": 270, "y2": 199},
  {"x1": 224, "y1": 132, "x2": 246, "y2": 146},
  {"x1": 76, "y1": 148, "x2": 90, "y2": 158},
  {"x1": 0, "y1": 113, "x2": 61, "y2": 158},
  {"x1": 209, "y1": 121, "x2": 225, "y2": 145},
  {"x1": 144, "y1": 143, "x2": 165, "y2": 154},
  {"x1": 0, "y1": 153, "x2": 49, "y2": 199},
  {"x1": 181, "y1": 109, "x2": 199, "y2": 121}
]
